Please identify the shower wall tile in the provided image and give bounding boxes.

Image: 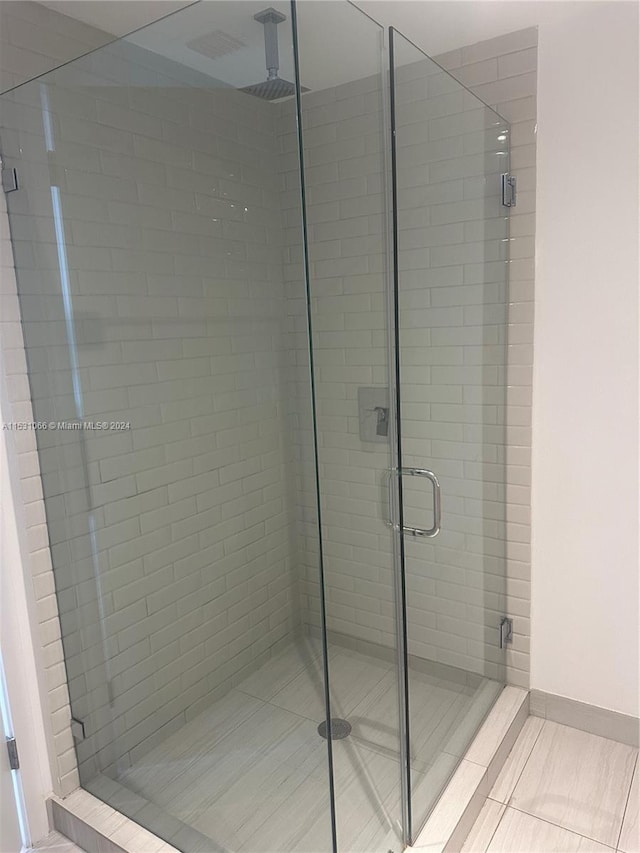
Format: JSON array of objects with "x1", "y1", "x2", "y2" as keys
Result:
[
  {"x1": 0, "y1": 1, "x2": 112, "y2": 95},
  {"x1": 460, "y1": 27, "x2": 538, "y2": 66}
]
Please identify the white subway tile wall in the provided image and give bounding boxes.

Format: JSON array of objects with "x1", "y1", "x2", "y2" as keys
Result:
[
  {"x1": 0, "y1": 0, "x2": 536, "y2": 798},
  {"x1": 0, "y1": 1, "x2": 112, "y2": 94}
]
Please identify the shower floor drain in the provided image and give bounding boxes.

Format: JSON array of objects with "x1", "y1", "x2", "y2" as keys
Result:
[{"x1": 317, "y1": 718, "x2": 352, "y2": 740}]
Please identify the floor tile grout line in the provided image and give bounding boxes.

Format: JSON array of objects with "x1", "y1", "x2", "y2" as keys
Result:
[
  {"x1": 479, "y1": 800, "x2": 507, "y2": 853},
  {"x1": 498, "y1": 715, "x2": 546, "y2": 806},
  {"x1": 614, "y1": 750, "x2": 638, "y2": 851},
  {"x1": 232, "y1": 641, "x2": 332, "y2": 715},
  {"x1": 241, "y1": 654, "x2": 480, "y2": 845},
  {"x1": 235, "y1": 669, "x2": 306, "y2": 705},
  {"x1": 506, "y1": 803, "x2": 619, "y2": 849},
  {"x1": 230, "y1": 698, "x2": 400, "y2": 852},
  {"x1": 421, "y1": 681, "x2": 500, "y2": 770},
  {"x1": 468, "y1": 717, "x2": 545, "y2": 852},
  {"x1": 258, "y1": 660, "x2": 393, "y2": 724},
  {"x1": 138, "y1": 701, "x2": 329, "y2": 851},
  {"x1": 229, "y1": 652, "x2": 486, "y2": 772},
  {"x1": 251, "y1": 690, "x2": 327, "y2": 726},
  {"x1": 221, "y1": 718, "x2": 337, "y2": 853},
  {"x1": 119, "y1": 691, "x2": 273, "y2": 797},
  {"x1": 237, "y1": 651, "x2": 394, "y2": 730}
]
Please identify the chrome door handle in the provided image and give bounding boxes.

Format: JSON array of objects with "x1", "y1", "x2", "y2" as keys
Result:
[{"x1": 401, "y1": 467, "x2": 441, "y2": 538}]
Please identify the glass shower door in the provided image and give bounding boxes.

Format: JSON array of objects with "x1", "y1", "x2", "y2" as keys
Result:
[
  {"x1": 0, "y1": 4, "x2": 338, "y2": 850},
  {"x1": 293, "y1": 4, "x2": 408, "y2": 852},
  {"x1": 389, "y1": 29, "x2": 510, "y2": 839}
]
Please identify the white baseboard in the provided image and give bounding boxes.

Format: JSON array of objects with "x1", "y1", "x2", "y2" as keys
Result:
[{"x1": 530, "y1": 689, "x2": 639, "y2": 747}]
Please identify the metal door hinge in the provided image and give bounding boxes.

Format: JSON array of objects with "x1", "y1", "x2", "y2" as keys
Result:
[
  {"x1": 499, "y1": 617, "x2": 513, "y2": 649},
  {"x1": 501, "y1": 173, "x2": 516, "y2": 207},
  {"x1": 70, "y1": 717, "x2": 86, "y2": 742},
  {"x1": 6, "y1": 736, "x2": 19, "y2": 770},
  {"x1": 1, "y1": 165, "x2": 19, "y2": 193}
]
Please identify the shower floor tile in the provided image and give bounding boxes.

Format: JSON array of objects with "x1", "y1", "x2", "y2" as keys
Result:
[
  {"x1": 116, "y1": 639, "x2": 499, "y2": 853},
  {"x1": 120, "y1": 693, "x2": 398, "y2": 853},
  {"x1": 234, "y1": 636, "x2": 322, "y2": 703},
  {"x1": 267, "y1": 645, "x2": 392, "y2": 723}
]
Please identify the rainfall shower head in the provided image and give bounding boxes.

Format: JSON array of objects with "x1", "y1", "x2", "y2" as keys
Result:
[
  {"x1": 240, "y1": 7, "x2": 307, "y2": 101},
  {"x1": 241, "y1": 76, "x2": 296, "y2": 100}
]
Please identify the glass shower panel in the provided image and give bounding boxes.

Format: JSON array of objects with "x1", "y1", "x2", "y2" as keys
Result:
[
  {"x1": 0, "y1": 4, "x2": 334, "y2": 850},
  {"x1": 295, "y1": 6, "x2": 406, "y2": 853},
  {"x1": 389, "y1": 29, "x2": 509, "y2": 837}
]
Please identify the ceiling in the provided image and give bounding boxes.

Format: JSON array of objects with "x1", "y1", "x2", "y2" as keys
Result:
[
  {"x1": 122, "y1": 1, "x2": 387, "y2": 92},
  {"x1": 41, "y1": 1, "x2": 195, "y2": 37},
  {"x1": 357, "y1": 0, "x2": 579, "y2": 56},
  {"x1": 38, "y1": 0, "x2": 581, "y2": 93},
  {"x1": 40, "y1": 0, "x2": 584, "y2": 53}
]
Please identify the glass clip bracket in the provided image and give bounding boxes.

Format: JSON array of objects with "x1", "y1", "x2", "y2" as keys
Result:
[
  {"x1": 71, "y1": 717, "x2": 86, "y2": 742},
  {"x1": 499, "y1": 617, "x2": 514, "y2": 649},
  {"x1": 5, "y1": 736, "x2": 19, "y2": 770},
  {"x1": 501, "y1": 173, "x2": 516, "y2": 207},
  {"x1": 1, "y1": 163, "x2": 19, "y2": 193}
]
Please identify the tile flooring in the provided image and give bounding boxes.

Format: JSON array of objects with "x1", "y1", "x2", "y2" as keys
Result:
[
  {"x1": 100, "y1": 638, "x2": 499, "y2": 853},
  {"x1": 463, "y1": 717, "x2": 639, "y2": 852}
]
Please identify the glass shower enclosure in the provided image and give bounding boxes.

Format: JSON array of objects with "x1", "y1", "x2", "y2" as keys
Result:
[{"x1": 0, "y1": 1, "x2": 510, "y2": 850}]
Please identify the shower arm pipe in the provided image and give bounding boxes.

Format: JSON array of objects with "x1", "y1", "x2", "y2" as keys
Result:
[{"x1": 255, "y1": 8, "x2": 286, "y2": 80}]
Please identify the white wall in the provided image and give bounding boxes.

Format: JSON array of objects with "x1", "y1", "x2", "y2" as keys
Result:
[{"x1": 531, "y1": 0, "x2": 639, "y2": 717}]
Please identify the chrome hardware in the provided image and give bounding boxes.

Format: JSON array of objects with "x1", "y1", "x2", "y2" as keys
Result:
[
  {"x1": 499, "y1": 617, "x2": 513, "y2": 649},
  {"x1": 384, "y1": 468, "x2": 395, "y2": 529},
  {"x1": 253, "y1": 7, "x2": 287, "y2": 81},
  {"x1": 385, "y1": 468, "x2": 442, "y2": 537},
  {"x1": 358, "y1": 387, "x2": 389, "y2": 443},
  {"x1": 5, "y1": 737, "x2": 19, "y2": 770},
  {"x1": 373, "y1": 406, "x2": 389, "y2": 436},
  {"x1": 1, "y1": 165, "x2": 18, "y2": 193},
  {"x1": 401, "y1": 467, "x2": 441, "y2": 538},
  {"x1": 70, "y1": 717, "x2": 86, "y2": 742},
  {"x1": 501, "y1": 173, "x2": 516, "y2": 207}
]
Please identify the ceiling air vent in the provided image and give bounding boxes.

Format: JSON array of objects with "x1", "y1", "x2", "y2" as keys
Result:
[{"x1": 186, "y1": 30, "x2": 246, "y2": 61}]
